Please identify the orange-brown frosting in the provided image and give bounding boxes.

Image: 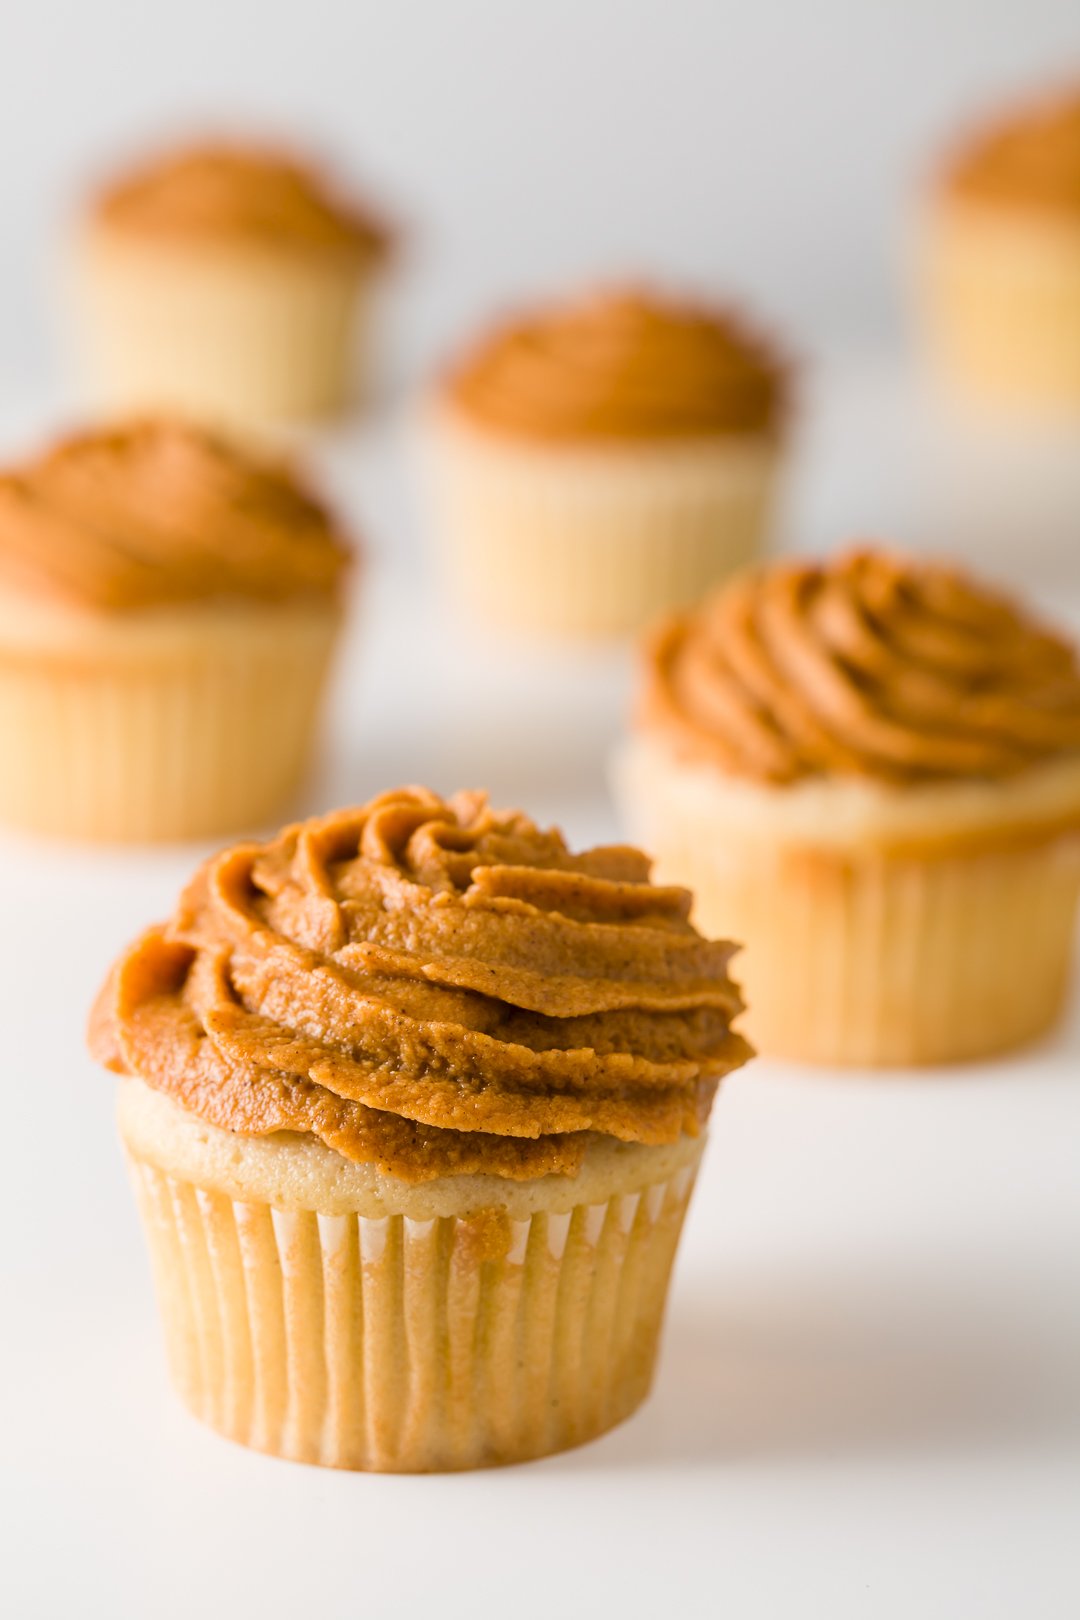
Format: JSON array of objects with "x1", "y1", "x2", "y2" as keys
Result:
[
  {"x1": 0, "y1": 418, "x2": 351, "y2": 613},
  {"x1": 443, "y1": 287, "x2": 786, "y2": 441},
  {"x1": 92, "y1": 140, "x2": 392, "y2": 256},
  {"x1": 943, "y1": 84, "x2": 1080, "y2": 217},
  {"x1": 640, "y1": 549, "x2": 1080, "y2": 785},
  {"x1": 90, "y1": 788, "x2": 751, "y2": 1184}
]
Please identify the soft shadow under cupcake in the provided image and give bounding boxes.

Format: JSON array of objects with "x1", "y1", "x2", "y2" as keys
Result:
[{"x1": 546, "y1": 1249, "x2": 1080, "y2": 1472}]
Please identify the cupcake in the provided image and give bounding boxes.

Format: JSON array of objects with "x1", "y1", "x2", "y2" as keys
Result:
[
  {"x1": 614, "y1": 549, "x2": 1080, "y2": 1066},
  {"x1": 426, "y1": 286, "x2": 787, "y2": 638},
  {"x1": 916, "y1": 84, "x2": 1080, "y2": 410},
  {"x1": 89, "y1": 787, "x2": 752, "y2": 1471},
  {"x1": 68, "y1": 139, "x2": 393, "y2": 427},
  {"x1": 0, "y1": 417, "x2": 352, "y2": 841}
]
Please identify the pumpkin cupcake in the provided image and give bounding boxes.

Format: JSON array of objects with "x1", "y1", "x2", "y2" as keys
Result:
[
  {"x1": 68, "y1": 139, "x2": 393, "y2": 427},
  {"x1": 89, "y1": 787, "x2": 752, "y2": 1471},
  {"x1": 426, "y1": 286, "x2": 787, "y2": 638},
  {"x1": 916, "y1": 83, "x2": 1080, "y2": 410},
  {"x1": 614, "y1": 548, "x2": 1080, "y2": 1065},
  {"x1": 0, "y1": 417, "x2": 352, "y2": 841}
]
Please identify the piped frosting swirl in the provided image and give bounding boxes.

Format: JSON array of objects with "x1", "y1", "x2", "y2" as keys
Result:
[
  {"x1": 943, "y1": 84, "x2": 1080, "y2": 217},
  {"x1": 93, "y1": 139, "x2": 392, "y2": 255},
  {"x1": 0, "y1": 418, "x2": 351, "y2": 613},
  {"x1": 443, "y1": 287, "x2": 786, "y2": 441},
  {"x1": 640, "y1": 550, "x2": 1080, "y2": 785},
  {"x1": 90, "y1": 789, "x2": 751, "y2": 1183}
]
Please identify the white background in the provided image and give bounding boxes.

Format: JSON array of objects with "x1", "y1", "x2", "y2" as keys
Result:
[
  {"x1": 1, "y1": 4, "x2": 1080, "y2": 1618},
  {"x1": 2, "y1": 0, "x2": 1080, "y2": 379}
]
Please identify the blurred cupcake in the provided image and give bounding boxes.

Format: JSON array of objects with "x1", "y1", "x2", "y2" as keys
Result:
[
  {"x1": 68, "y1": 139, "x2": 393, "y2": 427},
  {"x1": 0, "y1": 417, "x2": 352, "y2": 841},
  {"x1": 614, "y1": 548, "x2": 1080, "y2": 1065},
  {"x1": 916, "y1": 84, "x2": 1080, "y2": 410},
  {"x1": 90, "y1": 787, "x2": 751, "y2": 1471},
  {"x1": 426, "y1": 286, "x2": 787, "y2": 638}
]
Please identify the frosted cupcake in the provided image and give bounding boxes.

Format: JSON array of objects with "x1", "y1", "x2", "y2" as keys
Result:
[
  {"x1": 615, "y1": 549, "x2": 1080, "y2": 1065},
  {"x1": 0, "y1": 417, "x2": 351, "y2": 841},
  {"x1": 90, "y1": 787, "x2": 752, "y2": 1471},
  {"x1": 916, "y1": 84, "x2": 1080, "y2": 410},
  {"x1": 426, "y1": 286, "x2": 787, "y2": 638},
  {"x1": 68, "y1": 139, "x2": 393, "y2": 427}
]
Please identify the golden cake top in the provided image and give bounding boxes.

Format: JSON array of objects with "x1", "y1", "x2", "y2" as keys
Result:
[
  {"x1": 91, "y1": 138, "x2": 392, "y2": 256},
  {"x1": 0, "y1": 417, "x2": 352, "y2": 613},
  {"x1": 89, "y1": 788, "x2": 751, "y2": 1184},
  {"x1": 441, "y1": 286, "x2": 787, "y2": 442},
  {"x1": 942, "y1": 84, "x2": 1080, "y2": 216},
  {"x1": 638, "y1": 549, "x2": 1080, "y2": 786}
]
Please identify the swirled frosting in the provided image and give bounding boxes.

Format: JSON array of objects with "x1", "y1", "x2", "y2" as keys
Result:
[
  {"x1": 443, "y1": 287, "x2": 786, "y2": 441},
  {"x1": 0, "y1": 418, "x2": 351, "y2": 613},
  {"x1": 90, "y1": 789, "x2": 750, "y2": 1184},
  {"x1": 93, "y1": 139, "x2": 392, "y2": 256},
  {"x1": 944, "y1": 85, "x2": 1080, "y2": 216},
  {"x1": 639, "y1": 550, "x2": 1080, "y2": 785}
]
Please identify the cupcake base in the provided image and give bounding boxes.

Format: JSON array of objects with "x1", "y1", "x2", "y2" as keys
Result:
[
  {"x1": 916, "y1": 200, "x2": 1080, "y2": 411},
  {"x1": 674, "y1": 838, "x2": 1077, "y2": 1065},
  {"x1": 615, "y1": 740, "x2": 1080, "y2": 1065},
  {"x1": 70, "y1": 231, "x2": 376, "y2": 427},
  {"x1": 426, "y1": 408, "x2": 779, "y2": 639},
  {"x1": 0, "y1": 596, "x2": 341, "y2": 841},
  {"x1": 120, "y1": 1081, "x2": 702, "y2": 1471}
]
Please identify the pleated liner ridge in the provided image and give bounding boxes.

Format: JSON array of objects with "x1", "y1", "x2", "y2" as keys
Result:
[{"x1": 128, "y1": 1146, "x2": 700, "y2": 1472}]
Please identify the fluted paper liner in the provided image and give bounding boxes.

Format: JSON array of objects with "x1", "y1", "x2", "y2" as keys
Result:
[
  {"x1": 126, "y1": 1145, "x2": 700, "y2": 1472},
  {"x1": 916, "y1": 204, "x2": 1080, "y2": 408},
  {"x1": 0, "y1": 606, "x2": 338, "y2": 840},
  {"x1": 428, "y1": 413, "x2": 778, "y2": 638},
  {"x1": 72, "y1": 235, "x2": 378, "y2": 425},
  {"x1": 651, "y1": 831, "x2": 1078, "y2": 1065}
]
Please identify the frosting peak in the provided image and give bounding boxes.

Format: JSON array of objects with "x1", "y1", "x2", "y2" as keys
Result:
[
  {"x1": 639, "y1": 550, "x2": 1080, "y2": 785},
  {"x1": 0, "y1": 418, "x2": 351, "y2": 613},
  {"x1": 93, "y1": 139, "x2": 392, "y2": 255},
  {"x1": 443, "y1": 286, "x2": 786, "y2": 441},
  {"x1": 90, "y1": 789, "x2": 751, "y2": 1183},
  {"x1": 944, "y1": 84, "x2": 1080, "y2": 216}
]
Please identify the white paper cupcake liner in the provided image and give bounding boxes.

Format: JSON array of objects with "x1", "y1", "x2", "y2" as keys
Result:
[
  {"x1": 615, "y1": 742, "x2": 1080, "y2": 1064},
  {"x1": 689, "y1": 841, "x2": 1080, "y2": 1064},
  {"x1": 916, "y1": 202, "x2": 1080, "y2": 409},
  {"x1": 126, "y1": 1146, "x2": 700, "y2": 1472},
  {"x1": 70, "y1": 233, "x2": 378, "y2": 426},
  {"x1": 426, "y1": 410, "x2": 779, "y2": 638},
  {"x1": 0, "y1": 603, "x2": 339, "y2": 841}
]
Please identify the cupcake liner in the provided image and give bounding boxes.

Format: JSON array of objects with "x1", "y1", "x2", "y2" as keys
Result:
[
  {"x1": 0, "y1": 604, "x2": 339, "y2": 841},
  {"x1": 687, "y1": 840, "x2": 1079, "y2": 1064},
  {"x1": 70, "y1": 234, "x2": 376, "y2": 425},
  {"x1": 125, "y1": 1144, "x2": 700, "y2": 1472},
  {"x1": 427, "y1": 411, "x2": 778, "y2": 638},
  {"x1": 616, "y1": 746, "x2": 1080, "y2": 1064},
  {"x1": 916, "y1": 203, "x2": 1080, "y2": 409}
]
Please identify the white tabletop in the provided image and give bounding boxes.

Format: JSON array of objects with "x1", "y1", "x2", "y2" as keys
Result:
[{"x1": 2, "y1": 357, "x2": 1079, "y2": 1620}]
